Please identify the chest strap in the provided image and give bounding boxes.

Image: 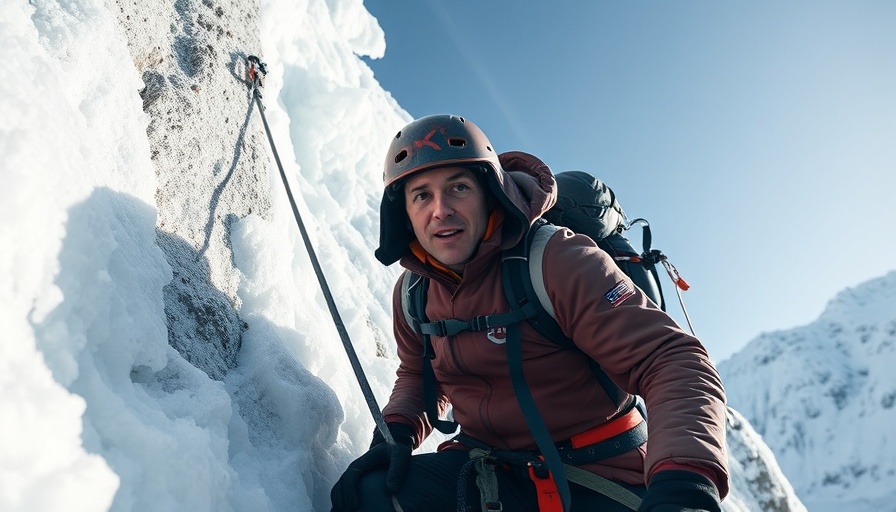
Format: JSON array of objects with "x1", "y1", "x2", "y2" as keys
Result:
[
  {"x1": 415, "y1": 300, "x2": 541, "y2": 436},
  {"x1": 416, "y1": 303, "x2": 537, "y2": 337}
]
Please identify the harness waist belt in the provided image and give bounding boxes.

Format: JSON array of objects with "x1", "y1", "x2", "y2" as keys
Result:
[
  {"x1": 571, "y1": 406, "x2": 644, "y2": 449},
  {"x1": 455, "y1": 406, "x2": 647, "y2": 467},
  {"x1": 554, "y1": 407, "x2": 647, "y2": 466}
]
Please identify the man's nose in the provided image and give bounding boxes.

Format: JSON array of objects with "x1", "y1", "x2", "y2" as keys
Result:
[{"x1": 432, "y1": 193, "x2": 455, "y2": 219}]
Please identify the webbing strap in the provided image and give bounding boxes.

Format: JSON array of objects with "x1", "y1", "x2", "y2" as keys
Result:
[
  {"x1": 472, "y1": 449, "x2": 503, "y2": 512},
  {"x1": 410, "y1": 272, "x2": 542, "y2": 435},
  {"x1": 557, "y1": 419, "x2": 647, "y2": 466},
  {"x1": 503, "y1": 222, "x2": 626, "y2": 407},
  {"x1": 458, "y1": 449, "x2": 504, "y2": 512},
  {"x1": 506, "y1": 321, "x2": 572, "y2": 512},
  {"x1": 408, "y1": 275, "x2": 459, "y2": 434},
  {"x1": 417, "y1": 306, "x2": 536, "y2": 337},
  {"x1": 563, "y1": 464, "x2": 641, "y2": 510},
  {"x1": 420, "y1": 332, "x2": 459, "y2": 434}
]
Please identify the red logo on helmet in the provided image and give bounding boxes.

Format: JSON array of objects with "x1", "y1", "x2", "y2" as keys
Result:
[{"x1": 414, "y1": 128, "x2": 443, "y2": 150}]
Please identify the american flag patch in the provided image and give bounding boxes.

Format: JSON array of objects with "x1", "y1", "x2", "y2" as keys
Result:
[{"x1": 604, "y1": 280, "x2": 635, "y2": 307}]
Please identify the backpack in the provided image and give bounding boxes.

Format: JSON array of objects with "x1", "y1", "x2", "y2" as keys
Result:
[
  {"x1": 542, "y1": 170, "x2": 667, "y2": 311},
  {"x1": 400, "y1": 170, "x2": 678, "y2": 511}
]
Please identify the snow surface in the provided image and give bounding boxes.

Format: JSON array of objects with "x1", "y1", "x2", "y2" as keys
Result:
[
  {"x1": 2, "y1": 0, "x2": 817, "y2": 511},
  {"x1": 720, "y1": 271, "x2": 896, "y2": 512}
]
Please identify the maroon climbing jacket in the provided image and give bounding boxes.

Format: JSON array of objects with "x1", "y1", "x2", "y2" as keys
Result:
[{"x1": 381, "y1": 151, "x2": 729, "y2": 497}]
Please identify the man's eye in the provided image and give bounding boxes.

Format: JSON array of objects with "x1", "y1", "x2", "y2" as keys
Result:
[
  {"x1": 413, "y1": 192, "x2": 429, "y2": 202},
  {"x1": 453, "y1": 183, "x2": 470, "y2": 192}
]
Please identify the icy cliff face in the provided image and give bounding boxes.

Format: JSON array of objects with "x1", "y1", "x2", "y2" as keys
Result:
[
  {"x1": 719, "y1": 271, "x2": 896, "y2": 511},
  {"x1": 114, "y1": 0, "x2": 271, "y2": 380}
]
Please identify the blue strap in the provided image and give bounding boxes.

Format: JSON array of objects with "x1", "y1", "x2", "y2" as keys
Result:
[
  {"x1": 506, "y1": 321, "x2": 572, "y2": 512},
  {"x1": 420, "y1": 331, "x2": 459, "y2": 434},
  {"x1": 407, "y1": 276, "x2": 460, "y2": 435},
  {"x1": 504, "y1": 221, "x2": 628, "y2": 408}
]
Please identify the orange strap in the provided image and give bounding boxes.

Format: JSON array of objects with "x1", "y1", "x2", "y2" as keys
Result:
[
  {"x1": 528, "y1": 463, "x2": 563, "y2": 512},
  {"x1": 569, "y1": 405, "x2": 643, "y2": 449}
]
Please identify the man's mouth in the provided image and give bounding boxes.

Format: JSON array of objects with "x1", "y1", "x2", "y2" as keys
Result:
[{"x1": 434, "y1": 229, "x2": 462, "y2": 238}]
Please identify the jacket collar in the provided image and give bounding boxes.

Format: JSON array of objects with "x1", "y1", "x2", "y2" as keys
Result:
[{"x1": 403, "y1": 209, "x2": 505, "y2": 285}]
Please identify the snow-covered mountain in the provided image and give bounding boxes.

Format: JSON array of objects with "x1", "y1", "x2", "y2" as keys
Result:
[
  {"x1": 3, "y1": 0, "x2": 809, "y2": 510},
  {"x1": 719, "y1": 271, "x2": 896, "y2": 511}
]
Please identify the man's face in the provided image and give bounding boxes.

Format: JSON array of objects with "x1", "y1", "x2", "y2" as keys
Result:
[{"x1": 404, "y1": 166, "x2": 490, "y2": 273}]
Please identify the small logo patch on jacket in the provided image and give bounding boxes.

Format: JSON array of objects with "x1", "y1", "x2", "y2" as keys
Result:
[
  {"x1": 487, "y1": 326, "x2": 507, "y2": 344},
  {"x1": 605, "y1": 280, "x2": 635, "y2": 307}
]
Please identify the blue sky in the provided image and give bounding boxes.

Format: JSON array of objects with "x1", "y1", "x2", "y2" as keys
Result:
[{"x1": 362, "y1": 0, "x2": 896, "y2": 362}]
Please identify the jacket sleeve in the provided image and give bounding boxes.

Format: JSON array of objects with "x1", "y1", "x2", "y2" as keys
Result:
[
  {"x1": 380, "y1": 275, "x2": 444, "y2": 445},
  {"x1": 542, "y1": 229, "x2": 730, "y2": 498}
]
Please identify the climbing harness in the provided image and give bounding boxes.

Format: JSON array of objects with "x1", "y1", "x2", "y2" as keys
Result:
[
  {"x1": 245, "y1": 55, "x2": 395, "y2": 447},
  {"x1": 455, "y1": 438, "x2": 644, "y2": 512}
]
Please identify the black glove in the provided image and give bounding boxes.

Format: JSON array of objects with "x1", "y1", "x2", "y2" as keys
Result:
[
  {"x1": 637, "y1": 470, "x2": 721, "y2": 512},
  {"x1": 330, "y1": 422, "x2": 416, "y2": 511}
]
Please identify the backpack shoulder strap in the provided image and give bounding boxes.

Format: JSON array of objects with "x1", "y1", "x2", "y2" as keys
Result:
[
  {"x1": 527, "y1": 222, "x2": 561, "y2": 322},
  {"x1": 400, "y1": 270, "x2": 425, "y2": 333},
  {"x1": 399, "y1": 270, "x2": 460, "y2": 434},
  {"x1": 502, "y1": 220, "x2": 575, "y2": 349},
  {"x1": 503, "y1": 220, "x2": 627, "y2": 407}
]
